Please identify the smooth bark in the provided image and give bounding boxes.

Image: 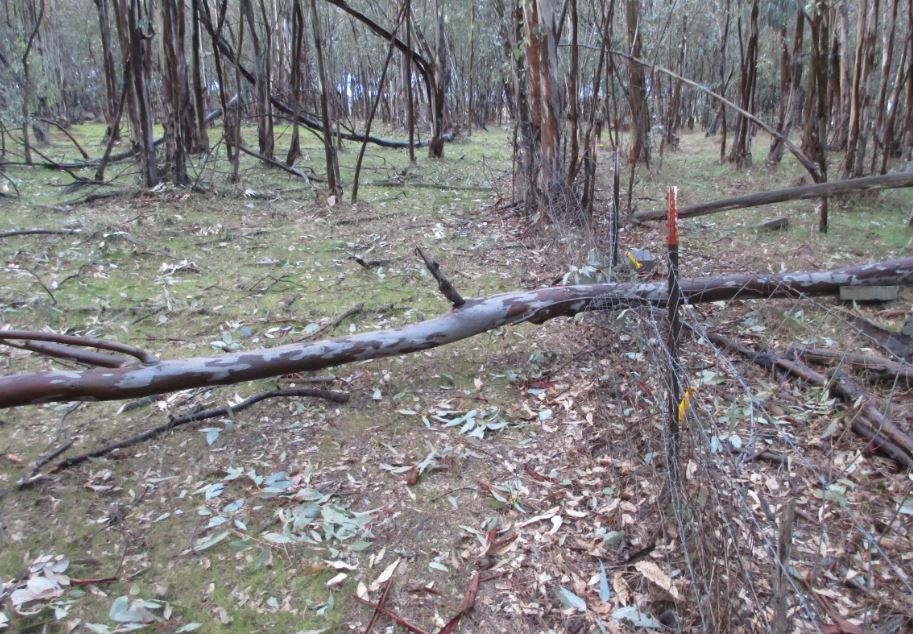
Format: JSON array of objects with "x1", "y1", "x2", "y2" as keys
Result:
[{"x1": 2, "y1": 257, "x2": 913, "y2": 408}]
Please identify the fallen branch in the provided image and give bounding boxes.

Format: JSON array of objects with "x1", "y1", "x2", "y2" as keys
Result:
[
  {"x1": 0, "y1": 228, "x2": 80, "y2": 239},
  {"x1": 633, "y1": 172, "x2": 913, "y2": 222},
  {"x1": 33, "y1": 388, "x2": 348, "y2": 478},
  {"x1": 790, "y1": 346, "x2": 913, "y2": 385},
  {"x1": 304, "y1": 303, "x2": 363, "y2": 340},
  {"x1": 705, "y1": 331, "x2": 913, "y2": 469},
  {"x1": 839, "y1": 311, "x2": 913, "y2": 361},
  {"x1": 37, "y1": 118, "x2": 90, "y2": 159},
  {"x1": 2, "y1": 257, "x2": 913, "y2": 408},
  {"x1": 415, "y1": 247, "x2": 464, "y2": 308},
  {"x1": 237, "y1": 144, "x2": 315, "y2": 182},
  {"x1": 353, "y1": 596, "x2": 428, "y2": 634},
  {"x1": 0, "y1": 329, "x2": 156, "y2": 365}
]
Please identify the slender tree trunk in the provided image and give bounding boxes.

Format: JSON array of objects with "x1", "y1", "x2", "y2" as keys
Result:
[
  {"x1": 768, "y1": 9, "x2": 803, "y2": 165},
  {"x1": 718, "y1": 0, "x2": 731, "y2": 161},
  {"x1": 467, "y1": 3, "x2": 476, "y2": 136},
  {"x1": 842, "y1": 0, "x2": 877, "y2": 177},
  {"x1": 112, "y1": 0, "x2": 159, "y2": 187},
  {"x1": 728, "y1": 0, "x2": 758, "y2": 166},
  {"x1": 664, "y1": 16, "x2": 687, "y2": 151},
  {"x1": 241, "y1": 0, "x2": 274, "y2": 161},
  {"x1": 94, "y1": 0, "x2": 120, "y2": 144},
  {"x1": 20, "y1": 0, "x2": 45, "y2": 165},
  {"x1": 625, "y1": 0, "x2": 650, "y2": 164},
  {"x1": 800, "y1": 0, "x2": 830, "y2": 231},
  {"x1": 870, "y1": 0, "x2": 899, "y2": 173},
  {"x1": 161, "y1": 0, "x2": 190, "y2": 185},
  {"x1": 880, "y1": 34, "x2": 910, "y2": 173},
  {"x1": 286, "y1": 0, "x2": 305, "y2": 166},
  {"x1": 189, "y1": 0, "x2": 210, "y2": 153},
  {"x1": 427, "y1": 1, "x2": 449, "y2": 158},
  {"x1": 565, "y1": 0, "x2": 579, "y2": 184},
  {"x1": 309, "y1": 0, "x2": 342, "y2": 199},
  {"x1": 406, "y1": 0, "x2": 416, "y2": 163},
  {"x1": 352, "y1": 2, "x2": 407, "y2": 202}
]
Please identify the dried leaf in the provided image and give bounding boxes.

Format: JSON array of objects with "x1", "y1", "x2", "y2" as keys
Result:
[{"x1": 634, "y1": 560, "x2": 680, "y2": 599}]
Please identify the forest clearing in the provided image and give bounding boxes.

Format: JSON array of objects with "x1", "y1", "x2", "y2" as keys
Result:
[{"x1": 2, "y1": 0, "x2": 913, "y2": 632}]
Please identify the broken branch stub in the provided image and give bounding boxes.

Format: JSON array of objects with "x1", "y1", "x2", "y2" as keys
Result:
[{"x1": 1, "y1": 257, "x2": 912, "y2": 408}]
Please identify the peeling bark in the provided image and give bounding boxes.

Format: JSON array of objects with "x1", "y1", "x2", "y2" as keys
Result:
[{"x1": 2, "y1": 258, "x2": 912, "y2": 408}]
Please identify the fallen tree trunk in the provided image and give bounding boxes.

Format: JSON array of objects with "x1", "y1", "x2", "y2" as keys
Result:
[
  {"x1": 1, "y1": 256, "x2": 912, "y2": 408},
  {"x1": 633, "y1": 172, "x2": 913, "y2": 222}
]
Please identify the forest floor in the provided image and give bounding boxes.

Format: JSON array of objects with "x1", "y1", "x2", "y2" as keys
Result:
[{"x1": 1, "y1": 125, "x2": 912, "y2": 633}]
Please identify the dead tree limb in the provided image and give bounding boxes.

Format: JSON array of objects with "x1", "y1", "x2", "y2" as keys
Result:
[
  {"x1": 237, "y1": 144, "x2": 313, "y2": 182},
  {"x1": 607, "y1": 49, "x2": 821, "y2": 181},
  {"x1": 22, "y1": 388, "x2": 347, "y2": 480},
  {"x1": 705, "y1": 331, "x2": 913, "y2": 469},
  {"x1": 37, "y1": 118, "x2": 90, "y2": 159},
  {"x1": 790, "y1": 346, "x2": 913, "y2": 385},
  {"x1": 634, "y1": 172, "x2": 913, "y2": 222},
  {"x1": 1, "y1": 257, "x2": 913, "y2": 408},
  {"x1": 0, "y1": 330, "x2": 156, "y2": 365},
  {"x1": 0, "y1": 228, "x2": 80, "y2": 239},
  {"x1": 416, "y1": 247, "x2": 465, "y2": 308},
  {"x1": 839, "y1": 311, "x2": 913, "y2": 361}
]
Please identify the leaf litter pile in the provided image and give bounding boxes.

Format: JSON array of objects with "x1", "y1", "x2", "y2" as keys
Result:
[{"x1": 2, "y1": 142, "x2": 913, "y2": 631}]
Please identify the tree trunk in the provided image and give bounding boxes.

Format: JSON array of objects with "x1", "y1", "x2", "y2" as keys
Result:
[
  {"x1": 625, "y1": 0, "x2": 650, "y2": 164},
  {"x1": 565, "y1": 0, "x2": 580, "y2": 184},
  {"x1": 20, "y1": 0, "x2": 45, "y2": 166},
  {"x1": 112, "y1": 0, "x2": 159, "y2": 187},
  {"x1": 286, "y1": 0, "x2": 305, "y2": 166},
  {"x1": 309, "y1": 0, "x2": 343, "y2": 199},
  {"x1": 728, "y1": 0, "x2": 758, "y2": 167},
  {"x1": 406, "y1": 0, "x2": 416, "y2": 163},
  {"x1": 189, "y1": 0, "x2": 210, "y2": 153},
  {"x1": 94, "y1": 0, "x2": 121, "y2": 144},
  {"x1": 768, "y1": 9, "x2": 804, "y2": 165},
  {"x1": 161, "y1": 0, "x2": 190, "y2": 185},
  {"x1": 3, "y1": 257, "x2": 913, "y2": 408},
  {"x1": 841, "y1": 0, "x2": 878, "y2": 178},
  {"x1": 869, "y1": 0, "x2": 899, "y2": 173},
  {"x1": 241, "y1": 0, "x2": 274, "y2": 161},
  {"x1": 427, "y1": 2, "x2": 449, "y2": 159},
  {"x1": 467, "y1": 3, "x2": 476, "y2": 136}
]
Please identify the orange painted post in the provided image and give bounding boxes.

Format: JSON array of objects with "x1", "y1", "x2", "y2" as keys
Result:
[{"x1": 666, "y1": 186, "x2": 682, "y2": 474}]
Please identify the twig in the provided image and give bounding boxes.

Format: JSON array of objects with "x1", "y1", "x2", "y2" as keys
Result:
[
  {"x1": 353, "y1": 596, "x2": 429, "y2": 634},
  {"x1": 305, "y1": 304, "x2": 364, "y2": 339},
  {"x1": 0, "y1": 228, "x2": 80, "y2": 239},
  {"x1": 436, "y1": 572, "x2": 481, "y2": 634},
  {"x1": 44, "y1": 388, "x2": 348, "y2": 475},
  {"x1": 364, "y1": 562, "x2": 397, "y2": 633},
  {"x1": 37, "y1": 118, "x2": 90, "y2": 159},
  {"x1": 21, "y1": 266, "x2": 56, "y2": 304},
  {"x1": 415, "y1": 247, "x2": 464, "y2": 308},
  {"x1": 27, "y1": 440, "x2": 74, "y2": 480},
  {"x1": 350, "y1": 256, "x2": 394, "y2": 270}
]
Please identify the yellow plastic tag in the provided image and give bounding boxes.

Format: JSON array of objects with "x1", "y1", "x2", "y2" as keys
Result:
[
  {"x1": 677, "y1": 386, "x2": 697, "y2": 423},
  {"x1": 624, "y1": 251, "x2": 643, "y2": 270}
]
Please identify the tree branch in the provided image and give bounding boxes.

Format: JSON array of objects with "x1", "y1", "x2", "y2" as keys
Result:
[{"x1": 1, "y1": 257, "x2": 912, "y2": 408}]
